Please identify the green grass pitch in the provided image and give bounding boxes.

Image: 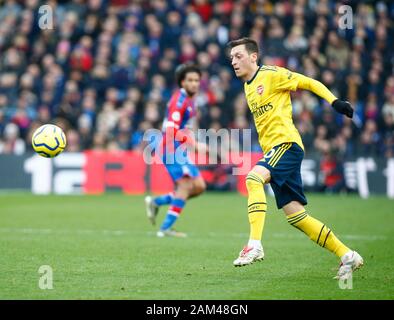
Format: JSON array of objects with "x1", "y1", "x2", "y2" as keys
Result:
[{"x1": 0, "y1": 192, "x2": 393, "y2": 300}]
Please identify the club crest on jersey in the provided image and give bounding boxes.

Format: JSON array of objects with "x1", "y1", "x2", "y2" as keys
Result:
[
  {"x1": 172, "y1": 111, "x2": 181, "y2": 121},
  {"x1": 257, "y1": 85, "x2": 264, "y2": 95}
]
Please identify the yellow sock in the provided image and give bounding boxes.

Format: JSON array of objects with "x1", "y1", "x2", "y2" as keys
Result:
[
  {"x1": 287, "y1": 210, "x2": 350, "y2": 258},
  {"x1": 246, "y1": 172, "x2": 267, "y2": 241}
]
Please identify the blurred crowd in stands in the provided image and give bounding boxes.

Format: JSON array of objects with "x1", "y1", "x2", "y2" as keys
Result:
[{"x1": 0, "y1": 0, "x2": 393, "y2": 190}]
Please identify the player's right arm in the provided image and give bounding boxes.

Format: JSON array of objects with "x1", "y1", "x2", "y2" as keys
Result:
[
  {"x1": 273, "y1": 67, "x2": 354, "y2": 118},
  {"x1": 164, "y1": 97, "x2": 184, "y2": 134},
  {"x1": 163, "y1": 91, "x2": 197, "y2": 150}
]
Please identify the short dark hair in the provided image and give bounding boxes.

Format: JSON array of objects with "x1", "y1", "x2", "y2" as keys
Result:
[
  {"x1": 226, "y1": 37, "x2": 259, "y2": 56},
  {"x1": 175, "y1": 63, "x2": 201, "y2": 87}
]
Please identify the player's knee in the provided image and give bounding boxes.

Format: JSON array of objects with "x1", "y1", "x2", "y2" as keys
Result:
[
  {"x1": 177, "y1": 177, "x2": 194, "y2": 194},
  {"x1": 253, "y1": 165, "x2": 271, "y2": 182},
  {"x1": 245, "y1": 171, "x2": 265, "y2": 192},
  {"x1": 192, "y1": 178, "x2": 206, "y2": 196},
  {"x1": 197, "y1": 179, "x2": 206, "y2": 194},
  {"x1": 283, "y1": 201, "x2": 306, "y2": 217}
]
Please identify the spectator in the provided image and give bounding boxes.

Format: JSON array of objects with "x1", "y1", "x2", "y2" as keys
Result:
[
  {"x1": 0, "y1": 122, "x2": 25, "y2": 155},
  {"x1": 319, "y1": 148, "x2": 346, "y2": 194},
  {"x1": 0, "y1": 0, "x2": 392, "y2": 163}
]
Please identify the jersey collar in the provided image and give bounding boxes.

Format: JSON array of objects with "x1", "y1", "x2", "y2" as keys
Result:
[{"x1": 246, "y1": 65, "x2": 261, "y2": 85}]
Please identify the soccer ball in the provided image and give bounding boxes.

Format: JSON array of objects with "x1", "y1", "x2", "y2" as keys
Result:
[{"x1": 31, "y1": 124, "x2": 67, "y2": 158}]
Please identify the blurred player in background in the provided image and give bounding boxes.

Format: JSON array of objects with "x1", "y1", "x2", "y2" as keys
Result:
[
  {"x1": 228, "y1": 37, "x2": 363, "y2": 280},
  {"x1": 145, "y1": 64, "x2": 206, "y2": 237}
]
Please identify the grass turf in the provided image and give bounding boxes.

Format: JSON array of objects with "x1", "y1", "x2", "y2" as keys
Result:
[{"x1": 0, "y1": 192, "x2": 393, "y2": 300}]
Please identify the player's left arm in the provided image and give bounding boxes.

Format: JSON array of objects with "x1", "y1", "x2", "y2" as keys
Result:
[
  {"x1": 296, "y1": 74, "x2": 353, "y2": 118},
  {"x1": 275, "y1": 67, "x2": 353, "y2": 118}
]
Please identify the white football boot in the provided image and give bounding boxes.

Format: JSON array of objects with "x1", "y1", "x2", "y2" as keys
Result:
[
  {"x1": 157, "y1": 229, "x2": 187, "y2": 238},
  {"x1": 334, "y1": 250, "x2": 364, "y2": 280},
  {"x1": 145, "y1": 196, "x2": 159, "y2": 225},
  {"x1": 233, "y1": 245, "x2": 264, "y2": 267}
]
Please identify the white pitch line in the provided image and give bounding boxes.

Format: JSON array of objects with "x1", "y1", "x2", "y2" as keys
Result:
[{"x1": 0, "y1": 227, "x2": 388, "y2": 241}]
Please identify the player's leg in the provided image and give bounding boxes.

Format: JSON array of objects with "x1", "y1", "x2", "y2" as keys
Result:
[
  {"x1": 283, "y1": 200, "x2": 363, "y2": 279},
  {"x1": 145, "y1": 152, "x2": 176, "y2": 225},
  {"x1": 157, "y1": 176, "x2": 193, "y2": 237},
  {"x1": 157, "y1": 158, "x2": 204, "y2": 237},
  {"x1": 283, "y1": 200, "x2": 351, "y2": 257},
  {"x1": 152, "y1": 193, "x2": 174, "y2": 206},
  {"x1": 146, "y1": 156, "x2": 188, "y2": 226},
  {"x1": 267, "y1": 142, "x2": 363, "y2": 278},
  {"x1": 187, "y1": 176, "x2": 206, "y2": 199},
  {"x1": 145, "y1": 192, "x2": 174, "y2": 225},
  {"x1": 234, "y1": 142, "x2": 301, "y2": 267},
  {"x1": 233, "y1": 164, "x2": 270, "y2": 267}
]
